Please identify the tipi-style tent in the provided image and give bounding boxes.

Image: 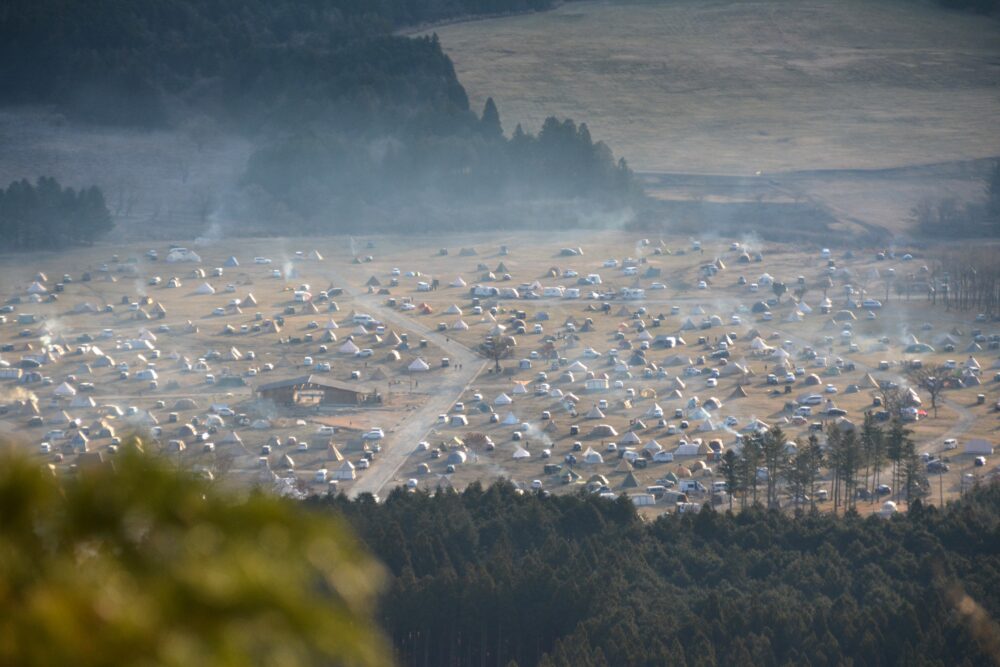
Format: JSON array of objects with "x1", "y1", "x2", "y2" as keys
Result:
[{"x1": 408, "y1": 358, "x2": 430, "y2": 372}]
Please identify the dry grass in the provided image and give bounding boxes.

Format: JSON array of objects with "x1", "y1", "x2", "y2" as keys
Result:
[{"x1": 426, "y1": 0, "x2": 1000, "y2": 175}]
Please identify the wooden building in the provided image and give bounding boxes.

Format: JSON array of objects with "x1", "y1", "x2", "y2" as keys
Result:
[{"x1": 255, "y1": 375, "x2": 379, "y2": 407}]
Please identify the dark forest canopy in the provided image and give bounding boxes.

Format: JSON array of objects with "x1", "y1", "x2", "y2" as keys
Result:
[
  {"x1": 315, "y1": 482, "x2": 1000, "y2": 667},
  {"x1": 0, "y1": 0, "x2": 635, "y2": 230},
  {"x1": 0, "y1": 177, "x2": 113, "y2": 250}
]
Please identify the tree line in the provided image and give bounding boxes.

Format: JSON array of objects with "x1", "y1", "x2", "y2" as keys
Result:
[
  {"x1": 241, "y1": 107, "x2": 635, "y2": 230},
  {"x1": 924, "y1": 244, "x2": 1000, "y2": 316},
  {"x1": 911, "y1": 161, "x2": 1000, "y2": 239},
  {"x1": 0, "y1": 0, "x2": 638, "y2": 233},
  {"x1": 718, "y1": 416, "x2": 925, "y2": 515},
  {"x1": 0, "y1": 177, "x2": 113, "y2": 251},
  {"x1": 316, "y1": 478, "x2": 1000, "y2": 666}
]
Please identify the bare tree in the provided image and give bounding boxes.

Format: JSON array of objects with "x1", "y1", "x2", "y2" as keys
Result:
[
  {"x1": 906, "y1": 365, "x2": 950, "y2": 418},
  {"x1": 875, "y1": 384, "x2": 906, "y2": 417},
  {"x1": 480, "y1": 335, "x2": 516, "y2": 372}
]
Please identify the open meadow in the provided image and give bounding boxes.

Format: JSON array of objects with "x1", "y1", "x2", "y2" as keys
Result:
[
  {"x1": 424, "y1": 0, "x2": 1000, "y2": 175},
  {"x1": 423, "y1": 0, "x2": 1000, "y2": 234},
  {"x1": 2, "y1": 231, "x2": 997, "y2": 515}
]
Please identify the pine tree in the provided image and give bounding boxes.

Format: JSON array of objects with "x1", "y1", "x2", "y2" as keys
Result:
[{"x1": 481, "y1": 97, "x2": 503, "y2": 139}]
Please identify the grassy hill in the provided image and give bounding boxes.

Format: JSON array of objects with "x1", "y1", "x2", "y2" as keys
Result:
[{"x1": 426, "y1": 0, "x2": 1000, "y2": 175}]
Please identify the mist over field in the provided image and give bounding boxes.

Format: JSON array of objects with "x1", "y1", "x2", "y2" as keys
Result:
[{"x1": 2, "y1": 1, "x2": 1000, "y2": 666}]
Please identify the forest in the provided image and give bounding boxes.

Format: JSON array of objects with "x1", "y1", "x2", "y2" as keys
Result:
[
  {"x1": 0, "y1": 0, "x2": 635, "y2": 231},
  {"x1": 911, "y1": 162, "x2": 1000, "y2": 240},
  {"x1": 320, "y1": 481, "x2": 1000, "y2": 667},
  {"x1": 0, "y1": 177, "x2": 113, "y2": 250}
]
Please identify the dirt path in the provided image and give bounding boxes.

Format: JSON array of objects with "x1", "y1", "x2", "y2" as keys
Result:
[{"x1": 320, "y1": 278, "x2": 486, "y2": 498}]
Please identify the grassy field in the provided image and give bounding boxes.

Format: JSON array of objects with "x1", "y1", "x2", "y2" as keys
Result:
[{"x1": 424, "y1": 0, "x2": 1000, "y2": 175}]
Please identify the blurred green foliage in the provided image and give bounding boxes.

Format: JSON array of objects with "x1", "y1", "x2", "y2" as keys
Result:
[{"x1": 0, "y1": 450, "x2": 389, "y2": 667}]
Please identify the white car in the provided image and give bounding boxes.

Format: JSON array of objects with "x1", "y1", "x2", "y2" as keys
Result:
[
  {"x1": 254, "y1": 257, "x2": 272, "y2": 264},
  {"x1": 356, "y1": 349, "x2": 374, "y2": 358},
  {"x1": 400, "y1": 303, "x2": 416, "y2": 311},
  {"x1": 944, "y1": 438, "x2": 958, "y2": 450},
  {"x1": 650, "y1": 282, "x2": 666, "y2": 290},
  {"x1": 801, "y1": 394, "x2": 824, "y2": 405},
  {"x1": 391, "y1": 267, "x2": 401, "y2": 276},
  {"x1": 825, "y1": 384, "x2": 838, "y2": 394},
  {"x1": 862, "y1": 299, "x2": 882, "y2": 309},
  {"x1": 362, "y1": 428, "x2": 385, "y2": 440},
  {"x1": 697, "y1": 281, "x2": 708, "y2": 290},
  {"x1": 563, "y1": 269, "x2": 578, "y2": 278},
  {"x1": 603, "y1": 259, "x2": 619, "y2": 268}
]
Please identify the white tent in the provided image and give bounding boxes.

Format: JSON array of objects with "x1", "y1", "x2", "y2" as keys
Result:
[
  {"x1": 339, "y1": 340, "x2": 361, "y2": 355},
  {"x1": 70, "y1": 394, "x2": 96, "y2": 408},
  {"x1": 308, "y1": 249, "x2": 324, "y2": 261},
  {"x1": 583, "y1": 447, "x2": 604, "y2": 464},
  {"x1": 512, "y1": 447, "x2": 531, "y2": 460},
  {"x1": 964, "y1": 440, "x2": 994, "y2": 455},
  {"x1": 26, "y1": 281, "x2": 47, "y2": 295},
  {"x1": 194, "y1": 282, "x2": 216, "y2": 295},
  {"x1": 324, "y1": 318, "x2": 339, "y2": 330},
  {"x1": 166, "y1": 248, "x2": 202, "y2": 263},
  {"x1": 449, "y1": 276, "x2": 467, "y2": 288},
  {"x1": 501, "y1": 411, "x2": 519, "y2": 425},
  {"x1": 408, "y1": 358, "x2": 430, "y2": 372},
  {"x1": 53, "y1": 382, "x2": 77, "y2": 398},
  {"x1": 512, "y1": 383, "x2": 528, "y2": 395},
  {"x1": 568, "y1": 360, "x2": 588, "y2": 373},
  {"x1": 445, "y1": 304, "x2": 462, "y2": 315},
  {"x1": 675, "y1": 443, "x2": 700, "y2": 456},
  {"x1": 452, "y1": 320, "x2": 469, "y2": 331},
  {"x1": 332, "y1": 460, "x2": 356, "y2": 480},
  {"x1": 495, "y1": 393, "x2": 513, "y2": 406},
  {"x1": 620, "y1": 431, "x2": 641, "y2": 445}
]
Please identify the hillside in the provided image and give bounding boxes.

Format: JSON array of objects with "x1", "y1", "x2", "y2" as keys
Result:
[
  {"x1": 426, "y1": 0, "x2": 1000, "y2": 175},
  {"x1": 0, "y1": 0, "x2": 635, "y2": 238}
]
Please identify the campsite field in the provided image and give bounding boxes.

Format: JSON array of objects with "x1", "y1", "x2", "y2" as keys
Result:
[{"x1": 2, "y1": 231, "x2": 998, "y2": 514}]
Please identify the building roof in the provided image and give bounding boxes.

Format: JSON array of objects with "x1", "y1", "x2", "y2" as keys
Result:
[{"x1": 255, "y1": 375, "x2": 373, "y2": 394}]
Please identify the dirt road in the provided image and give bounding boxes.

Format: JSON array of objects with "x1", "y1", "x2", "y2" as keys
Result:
[{"x1": 321, "y1": 278, "x2": 486, "y2": 498}]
